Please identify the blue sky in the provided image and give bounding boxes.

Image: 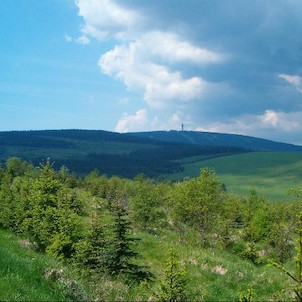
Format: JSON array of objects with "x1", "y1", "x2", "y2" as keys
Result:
[{"x1": 1, "y1": 0, "x2": 302, "y2": 144}]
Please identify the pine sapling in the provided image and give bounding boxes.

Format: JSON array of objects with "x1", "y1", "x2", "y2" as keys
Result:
[{"x1": 156, "y1": 248, "x2": 188, "y2": 302}]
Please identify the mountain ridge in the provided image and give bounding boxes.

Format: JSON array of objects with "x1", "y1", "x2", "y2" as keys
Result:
[
  {"x1": 0, "y1": 129, "x2": 301, "y2": 178},
  {"x1": 127, "y1": 130, "x2": 302, "y2": 152}
]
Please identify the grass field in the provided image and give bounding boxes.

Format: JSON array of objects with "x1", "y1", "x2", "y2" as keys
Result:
[
  {"x1": 0, "y1": 227, "x2": 292, "y2": 301},
  {"x1": 168, "y1": 152, "x2": 302, "y2": 201},
  {"x1": 0, "y1": 229, "x2": 86, "y2": 301}
]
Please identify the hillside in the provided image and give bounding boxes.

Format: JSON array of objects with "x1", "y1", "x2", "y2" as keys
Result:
[
  {"x1": 1, "y1": 129, "x2": 302, "y2": 201},
  {"x1": 128, "y1": 130, "x2": 302, "y2": 152},
  {"x1": 0, "y1": 129, "x2": 246, "y2": 177},
  {"x1": 0, "y1": 229, "x2": 82, "y2": 301},
  {"x1": 0, "y1": 162, "x2": 296, "y2": 301},
  {"x1": 168, "y1": 152, "x2": 302, "y2": 201}
]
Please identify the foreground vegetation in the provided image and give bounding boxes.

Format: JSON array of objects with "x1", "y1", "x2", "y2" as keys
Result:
[
  {"x1": 1, "y1": 157, "x2": 302, "y2": 300},
  {"x1": 0, "y1": 229, "x2": 86, "y2": 301}
]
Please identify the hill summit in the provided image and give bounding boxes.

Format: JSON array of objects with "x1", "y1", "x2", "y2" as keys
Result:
[{"x1": 127, "y1": 130, "x2": 302, "y2": 152}]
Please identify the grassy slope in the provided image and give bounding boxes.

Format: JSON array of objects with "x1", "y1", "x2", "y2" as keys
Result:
[
  {"x1": 136, "y1": 230, "x2": 291, "y2": 301},
  {"x1": 0, "y1": 225, "x2": 291, "y2": 301},
  {"x1": 168, "y1": 152, "x2": 302, "y2": 201},
  {"x1": 0, "y1": 229, "x2": 82, "y2": 301}
]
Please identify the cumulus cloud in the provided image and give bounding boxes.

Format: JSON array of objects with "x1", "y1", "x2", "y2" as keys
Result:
[
  {"x1": 196, "y1": 109, "x2": 302, "y2": 143},
  {"x1": 100, "y1": 44, "x2": 205, "y2": 108},
  {"x1": 139, "y1": 31, "x2": 224, "y2": 64},
  {"x1": 75, "y1": 0, "x2": 142, "y2": 40},
  {"x1": 77, "y1": 0, "x2": 224, "y2": 111},
  {"x1": 75, "y1": 0, "x2": 302, "y2": 143},
  {"x1": 98, "y1": 29, "x2": 222, "y2": 108},
  {"x1": 115, "y1": 109, "x2": 148, "y2": 133}
]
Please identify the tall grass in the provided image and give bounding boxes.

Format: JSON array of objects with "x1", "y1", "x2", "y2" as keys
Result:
[
  {"x1": 134, "y1": 228, "x2": 291, "y2": 301},
  {"x1": 0, "y1": 229, "x2": 84, "y2": 301},
  {"x1": 0, "y1": 223, "x2": 295, "y2": 301}
]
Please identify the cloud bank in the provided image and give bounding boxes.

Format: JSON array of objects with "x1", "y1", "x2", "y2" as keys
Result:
[{"x1": 75, "y1": 0, "x2": 302, "y2": 144}]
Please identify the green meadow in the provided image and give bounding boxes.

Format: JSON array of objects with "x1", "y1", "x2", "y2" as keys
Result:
[
  {"x1": 0, "y1": 229, "x2": 83, "y2": 301},
  {"x1": 0, "y1": 224, "x2": 292, "y2": 301},
  {"x1": 170, "y1": 152, "x2": 302, "y2": 201}
]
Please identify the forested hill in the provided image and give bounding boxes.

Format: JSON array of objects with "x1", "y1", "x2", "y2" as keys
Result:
[
  {"x1": 128, "y1": 130, "x2": 302, "y2": 152},
  {"x1": 1, "y1": 129, "x2": 301, "y2": 178},
  {"x1": 0, "y1": 129, "x2": 246, "y2": 178}
]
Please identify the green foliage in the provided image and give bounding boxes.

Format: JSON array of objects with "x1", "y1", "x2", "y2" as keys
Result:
[
  {"x1": 214, "y1": 195, "x2": 245, "y2": 248},
  {"x1": 0, "y1": 229, "x2": 78, "y2": 301},
  {"x1": 75, "y1": 207, "x2": 106, "y2": 273},
  {"x1": 82, "y1": 169, "x2": 106, "y2": 197},
  {"x1": 240, "y1": 242, "x2": 262, "y2": 265},
  {"x1": 269, "y1": 213, "x2": 302, "y2": 301},
  {"x1": 1, "y1": 157, "x2": 302, "y2": 301},
  {"x1": 266, "y1": 202, "x2": 297, "y2": 263},
  {"x1": 5, "y1": 157, "x2": 33, "y2": 177},
  {"x1": 104, "y1": 200, "x2": 145, "y2": 278},
  {"x1": 156, "y1": 248, "x2": 188, "y2": 302},
  {"x1": 169, "y1": 168, "x2": 223, "y2": 245},
  {"x1": 242, "y1": 189, "x2": 270, "y2": 242},
  {"x1": 20, "y1": 160, "x2": 81, "y2": 258},
  {"x1": 239, "y1": 286, "x2": 254, "y2": 302},
  {"x1": 130, "y1": 178, "x2": 166, "y2": 233}
]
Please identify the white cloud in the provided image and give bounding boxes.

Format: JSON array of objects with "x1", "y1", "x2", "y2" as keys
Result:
[
  {"x1": 99, "y1": 41, "x2": 206, "y2": 108},
  {"x1": 76, "y1": 0, "x2": 224, "y2": 109},
  {"x1": 279, "y1": 73, "x2": 302, "y2": 93},
  {"x1": 261, "y1": 109, "x2": 279, "y2": 127},
  {"x1": 260, "y1": 110, "x2": 300, "y2": 131},
  {"x1": 75, "y1": 0, "x2": 141, "y2": 40},
  {"x1": 196, "y1": 109, "x2": 302, "y2": 140},
  {"x1": 115, "y1": 109, "x2": 148, "y2": 132},
  {"x1": 140, "y1": 31, "x2": 224, "y2": 64}
]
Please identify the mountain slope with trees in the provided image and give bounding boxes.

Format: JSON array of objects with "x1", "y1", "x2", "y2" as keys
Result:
[
  {"x1": 128, "y1": 130, "x2": 302, "y2": 152},
  {"x1": 1, "y1": 129, "x2": 301, "y2": 179},
  {"x1": 0, "y1": 129, "x2": 246, "y2": 177}
]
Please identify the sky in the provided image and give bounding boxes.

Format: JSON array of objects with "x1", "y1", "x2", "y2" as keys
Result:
[{"x1": 1, "y1": 0, "x2": 302, "y2": 144}]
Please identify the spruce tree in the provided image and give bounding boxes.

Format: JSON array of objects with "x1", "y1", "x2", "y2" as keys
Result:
[
  {"x1": 156, "y1": 248, "x2": 188, "y2": 302},
  {"x1": 105, "y1": 200, "x2": 139, "y2": 275},
  {"x1": 104, "y1": 198, "x2": 150, "y2": 280},
  {"x1": 75, "y1": 206, "x2": 106, "y2": 273}
]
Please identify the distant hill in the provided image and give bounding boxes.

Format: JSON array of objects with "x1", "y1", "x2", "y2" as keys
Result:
[
  {"x1": 127, "y1": 130, "x2": 302, "y2": 152},
  {"x1": 1, "y1": 129, "x2": 301, "y2": 180},
  {"x1": 165, "y1": 151, "x2": 302, "y2": 201},
  {"x1": 0, "y1": 129, "x2": 245, "y2": 178}
]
